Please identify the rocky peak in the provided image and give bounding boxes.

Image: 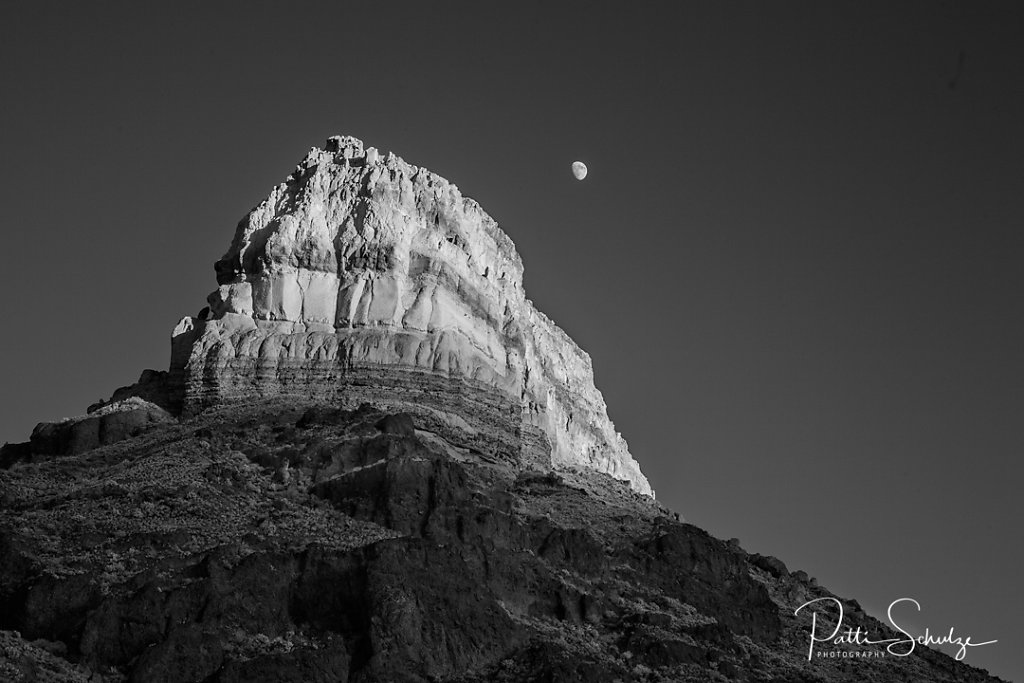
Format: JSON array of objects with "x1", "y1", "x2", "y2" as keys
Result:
[
  {"x1": 168, "y1": 136, "x2": 651, "y2": 496},
  {"x1": 323, "y1": 134, "x2": 363, "y2": 157}
]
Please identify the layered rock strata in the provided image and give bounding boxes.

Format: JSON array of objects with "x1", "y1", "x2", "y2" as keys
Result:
[{"x1": 169, "y1": 136, "x2": 651, "y2": 495}]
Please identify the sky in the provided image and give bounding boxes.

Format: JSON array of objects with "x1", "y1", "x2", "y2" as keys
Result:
[{"x1": 1, "y1": 1, "x2": 1021, "y2": 679}]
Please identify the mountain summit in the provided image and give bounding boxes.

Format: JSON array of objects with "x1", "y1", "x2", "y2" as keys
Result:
[{"x1": 167, "y1": 135, "x2": 649, "y2": 496}]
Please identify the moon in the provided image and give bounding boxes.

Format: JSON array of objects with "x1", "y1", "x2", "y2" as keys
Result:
[{"x1": 571, "y1": 161, "x2": 588, "y2": 180}]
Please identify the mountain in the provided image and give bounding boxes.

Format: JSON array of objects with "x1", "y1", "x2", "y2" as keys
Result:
[{"x1": 0, "y1": 137, "x2": 1004, "y2": 683}]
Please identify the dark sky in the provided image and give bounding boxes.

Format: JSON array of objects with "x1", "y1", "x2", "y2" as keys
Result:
[{"x1": 1, "y1": 2, "x2": 1020, "y2": 679}]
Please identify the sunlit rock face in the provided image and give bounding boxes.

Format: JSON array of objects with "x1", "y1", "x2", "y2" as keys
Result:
[{"x1": 170, "y1": 135, "x2": 651, "y2": 495}]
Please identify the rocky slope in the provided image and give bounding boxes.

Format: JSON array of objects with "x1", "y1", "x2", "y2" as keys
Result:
[
  {"x1": 0, "y1": 402, "x2": 1005, "y2": 682},
  {"x1": 165, "y1": 136, "x2": 649, "y2": 495}
]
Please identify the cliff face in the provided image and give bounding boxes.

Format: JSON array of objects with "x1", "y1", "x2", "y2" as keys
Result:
[{"x1": 169, "y1": 136, "x2": 650, "y2": 495}]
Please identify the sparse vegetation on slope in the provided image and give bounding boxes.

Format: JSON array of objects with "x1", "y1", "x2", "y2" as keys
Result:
[{"x1": 0, "y1": 402, "x2": 1005, "y2": 682}]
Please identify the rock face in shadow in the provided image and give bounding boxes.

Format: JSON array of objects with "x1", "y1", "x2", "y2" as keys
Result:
[
  {"x1": 0, "y1": 402, "x2": 1005, "y2": 682},
  {"x1": 163, "y1": 135, "x2": 650, "y2": 495},
  {"x1": 27, "y1": 399, "x2": 175, "y2": 457}
]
